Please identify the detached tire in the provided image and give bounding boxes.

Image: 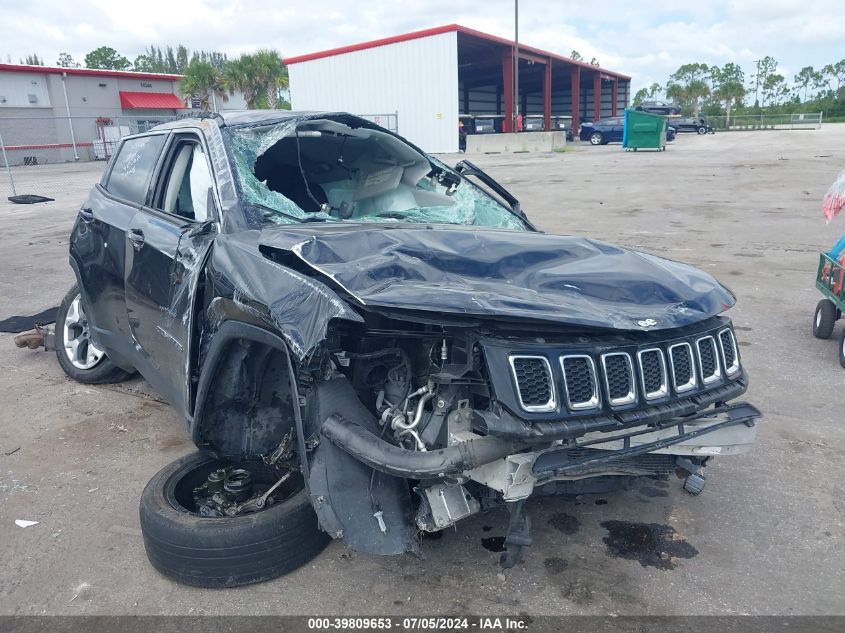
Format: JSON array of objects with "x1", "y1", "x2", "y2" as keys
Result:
[
  {"x1": 813, "y1": 299, "x2": 837, "y2": 339},
  {"x1": 55, "y1": 284, "x2": 134, "y2": 384},
  {"x1": 140, "y1": 451, "x2": 329, "y2": 588}
]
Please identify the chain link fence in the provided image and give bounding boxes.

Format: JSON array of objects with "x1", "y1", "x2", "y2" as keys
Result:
[
  {"x1": 707, "y1": 112, "x2": 823, "y2": 131},
  {"x1": 1, "y1": 112, "x2": 399, "y2": 202},
  {"x1": 0, "y1": 115, "x2": 176, "y2": 202}
]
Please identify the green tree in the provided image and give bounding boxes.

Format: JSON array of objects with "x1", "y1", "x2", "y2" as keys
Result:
[
  {"x1": 133, "y1": 54, "x2": 155, "y2": 72},
  {"x1": 821, "y1": 60, "x2": 845, "y2": 95},
  {"x1": 762, "y1": 73, "x2": 789, "y2": 106},
  {"x1": 224, "y1": 54, "x2": 262, "y2": 109},
  {"x1": 21, "y1": 54, "x2": 43, "y2": 65},
  {"x1": 570, "y1": 50, "x2": 583, "y2": 61},
  {"x1": 712, "y1": 63, "x2": 746, "y2": 126},
  {"x1": 180, "y1": 59, "x2": 228, "y2": 111},
  {"x1": 252, "y1": 49, "x2": 288, "y2": 109},
  {"x1": 668, "y1": 63, "x2": 711, "y2": 116},
  {"x1": 632, "y1": 88, "x2": 649, "y2": 105},
  {"x1": 793, "y1": 66, "x2": 820, "y2": 102},
  {"x1": 590, "y1": 57, "x2": 600, "y2": 66},
  {"x1": 56, "y1": 52, "x2": 80, "y2": 68},
  {"x1": 165, "y1": 46, "x2": 177, "y2": 73},
  {"x1": 84, "y1": 46, "x2": 131, "y2": 70},
  {"x1": 750, "y1": 56, "x2": 777, "y2": 106},
  {"x1": 175, "y1": 45, "x2": 189, "y2": 73},
  {"x1": 632, "y1": 82, "x2": 663, "y2": 105}
]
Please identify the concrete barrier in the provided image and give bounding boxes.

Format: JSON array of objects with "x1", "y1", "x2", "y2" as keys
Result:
[{"x1": 465, "y1": 131, "x2": 567, "y2": 154}]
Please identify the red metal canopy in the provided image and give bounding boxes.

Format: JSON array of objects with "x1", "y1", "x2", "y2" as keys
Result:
[{"x1": 119, "y1": 91, "x2": 185, "y2": 110}]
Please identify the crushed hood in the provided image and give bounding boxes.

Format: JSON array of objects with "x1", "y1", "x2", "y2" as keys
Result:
[{"x1": 257, "y1": 225, "x2": 735, "y2": 331}]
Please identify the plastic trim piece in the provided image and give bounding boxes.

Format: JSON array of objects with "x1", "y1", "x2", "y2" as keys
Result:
[
  {"x1": 668, "y1": 342, "x2": 697, "y2": 393},
  {"x1": 696, "y1": 335, "x2": 722, "y2": 385},
  {"x1": 718, "y1": 328, "x2": 741, "y2": 377},
  {"x1": 601, "y1": 352, "x2": 637, "y2": 407},
  {"x1": 637, "y1": 348, "x2": 669, "y2": 400},
  {"x1": 508, "y1": 355, "x2": 556, "y2": 413},
  {"x1": 559, "y1": 354, "x2": 600, "y2": 411}
]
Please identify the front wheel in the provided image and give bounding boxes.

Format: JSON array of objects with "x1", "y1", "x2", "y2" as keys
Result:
[
  {"x1": 697, "y1": 126, "x2": 707, "y2": 135},
  {"x1": 140, "y1": 451, "x2": 329, "y2": 587},
  {"x1": 813, "y1": 299, "x2": 838, "y2": 339},
  {"x1": 589, "y1": 132, "x2": 604, "y2": 145},
  {"x1": 55, "y1": 284, "x2": 134, "y2": 384}
]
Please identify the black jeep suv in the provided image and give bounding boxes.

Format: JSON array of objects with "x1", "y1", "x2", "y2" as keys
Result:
[{"x1": 59, "y1": 111, "x2": 759, "y2": 587}]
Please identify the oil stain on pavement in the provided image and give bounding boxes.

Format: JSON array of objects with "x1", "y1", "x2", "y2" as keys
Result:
[
  {"x1": 548, "y1": 512, "x2": 581, "y2": 535},
  {"x1": 480, "y1": 536, "x2": 506, "y2": 552},
  {"x1": 601, "y1": 521, "x2": 698, "y2": 570}
]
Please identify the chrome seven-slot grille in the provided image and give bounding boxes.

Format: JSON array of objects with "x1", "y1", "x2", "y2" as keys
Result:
[{"x1": 509, "y1": 328, "x2": 740, "y2": 414}]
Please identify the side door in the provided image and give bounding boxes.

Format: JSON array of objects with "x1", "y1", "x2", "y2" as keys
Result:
[
  {"x1": 124, "y1": 131, "x2": 218, "y2": 412},
  {"x1": 609, "y1": 118, "x2": 625, "y2": 142},
  {"x1": 69, "y1": 132, "x2": 168, "y2": 363}
]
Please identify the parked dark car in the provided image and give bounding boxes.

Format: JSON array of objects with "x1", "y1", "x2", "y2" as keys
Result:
[
  {"x1": 60, "y1": 110, "x2": 759, "y2": 587},
  {"x1": 635, "y1": 100, "x2": 682, "y2": 115},
  {"x1": 580, "y1": 117, "x2": 676, "y2": 145},
  {"x1": 671, "y1": 116, "x2": 715, "y2": 134}
]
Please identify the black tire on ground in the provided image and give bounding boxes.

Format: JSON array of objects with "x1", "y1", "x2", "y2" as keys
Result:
[
  {"x1": 590, "y1": 132, "x2": 603, "y2": 145},
  {"x1": 813, "y1": 299, "x2": 837, "y2": 339},
  {"x1": 55, "y1": 284, "x2": 135, "y2": 384},
  {"x1": 140, "y1": 451, "x2": 329, "y2": 588},
  {"x1": 839, "y1": 328, "x2": 845, "y2": 368},
  {"x1": 697, "y1": 126, "x2": 707, "y2": 134}
]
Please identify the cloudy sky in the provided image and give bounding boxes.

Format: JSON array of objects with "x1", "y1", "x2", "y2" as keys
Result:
[{"x1": 3, "y1": 0, "x2": 844, "y2": 92}]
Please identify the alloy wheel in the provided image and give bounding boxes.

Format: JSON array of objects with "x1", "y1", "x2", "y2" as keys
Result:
[{"x1": 63, "y1": 294, "x2": 105, "y2": 370}]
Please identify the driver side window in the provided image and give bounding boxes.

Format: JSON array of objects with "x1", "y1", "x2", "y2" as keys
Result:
[{"x1": 155, "y1": 136, "x2": 213, "y2": 222}]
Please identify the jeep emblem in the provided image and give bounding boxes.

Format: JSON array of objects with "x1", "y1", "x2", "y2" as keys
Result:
[{"x1": 637, "y1": 318, "x2": 659, "y2": 328}]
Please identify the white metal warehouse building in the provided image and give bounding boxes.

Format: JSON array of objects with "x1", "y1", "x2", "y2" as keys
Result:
[{"x1": 286, "y1": 24, "x2": 631, "y2": 153}]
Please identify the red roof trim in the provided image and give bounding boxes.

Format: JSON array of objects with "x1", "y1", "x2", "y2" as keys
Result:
[
  {"x1": 284, "y1": 24, "x2": 460, "y2": 65},
  {"x1": 0, "y1": 63, "x2": 182, "y2": 81},
  {"x1": 284, "y1": 24, "x2": 630, "y2": 80},
  {"x1": 119, "y1": 91, "x2": 185, "y2": 109}
]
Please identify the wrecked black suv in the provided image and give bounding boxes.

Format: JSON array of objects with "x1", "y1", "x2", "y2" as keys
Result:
[{"x1": 60, "y1": 111, "x2": 760, "y2": 587}]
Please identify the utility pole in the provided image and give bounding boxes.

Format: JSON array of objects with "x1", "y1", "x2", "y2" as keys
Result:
[
  {"x1": 514, "y1": 0, "x2": 519, "y2": 133},
  {"x1": 753, "y1": 59, "x2": 761, "y2": 108}
]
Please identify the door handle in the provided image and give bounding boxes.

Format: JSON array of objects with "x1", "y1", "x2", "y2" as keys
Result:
[
  {"x1": 79, "y1": 207, "x2": 94, "y2": 222},
  {"x1": 127, "y1": 229, "x2": 145, "y2": 250}
]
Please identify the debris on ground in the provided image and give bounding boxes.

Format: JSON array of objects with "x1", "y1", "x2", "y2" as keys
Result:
[
  {"x1": 14, "y1": 328, "x2": 45, "y2": 349},
  {"x1": 0, "y1": 309, "x2": 58, "y2": 333},
  {"x1": 15, "y1": 519, "x2": 39, "y2": 528}
]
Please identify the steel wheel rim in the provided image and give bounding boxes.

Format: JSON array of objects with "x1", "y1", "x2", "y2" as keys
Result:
[
  {"x1": 63, "y1": 294, "x2": 105, "y2": 370},
  {"x1": 816, "y1": 309, "x2": 822, "y2": 329}
]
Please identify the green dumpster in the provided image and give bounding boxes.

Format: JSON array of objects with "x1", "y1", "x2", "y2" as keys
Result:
[{"x1": 622, "y1": 109, "x2": 667, "y2": 151}]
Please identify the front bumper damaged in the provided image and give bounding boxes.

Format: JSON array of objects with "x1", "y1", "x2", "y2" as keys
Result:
[
  {"x1": 322, "y1": 401, "x2": 760, "y2": 499},
  {"x1": 468, "y1": 401, "x2": 759, "y2": 501}
]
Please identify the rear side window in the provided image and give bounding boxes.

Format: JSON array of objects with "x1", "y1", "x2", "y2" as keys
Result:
[{"x1": 105, "y1": 134, "x2": 167, "y2": 205}]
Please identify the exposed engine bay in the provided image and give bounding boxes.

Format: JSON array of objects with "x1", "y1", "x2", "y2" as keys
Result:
[{"x1": 298, "y1": 309, "x2": 759, "y2": 566}]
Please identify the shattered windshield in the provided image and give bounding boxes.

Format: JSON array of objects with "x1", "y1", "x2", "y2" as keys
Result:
[{"x1": 227, "y1": 117, "x2": 528, "y2": 230}]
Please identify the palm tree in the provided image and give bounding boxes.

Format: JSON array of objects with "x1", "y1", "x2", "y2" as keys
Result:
[
  {"x1": 225, "y1": 55, "x2": 262, "y2": 109},
  {"x1": 252, "y1": 49, "x2": 288, "y2": 109},
  {"x1": 713, "y1": 81, "x2": 746, "y2": 128},
  {"x1": 180, "y1": 60, "x2": 228, "y2": 112}
]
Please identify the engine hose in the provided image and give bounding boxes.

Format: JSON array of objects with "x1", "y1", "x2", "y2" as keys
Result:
[{"x1": 320, "y1": 413, "x2": 521, "y2": 479}]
